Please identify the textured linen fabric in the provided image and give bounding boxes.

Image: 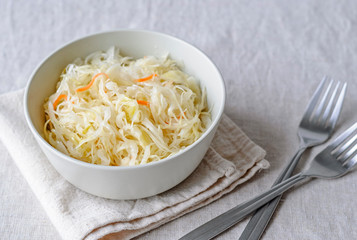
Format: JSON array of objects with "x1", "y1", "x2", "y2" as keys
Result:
[
  {"x1": 1, "y1": 0, "x2": 357, "y2": 239},
  {"x1": 0, "y1": 90, "x2": 268, "y2": 240}
]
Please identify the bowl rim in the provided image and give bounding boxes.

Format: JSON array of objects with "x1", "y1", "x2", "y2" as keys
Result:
[{"x1": 24, "y1": 29, "x2": 226, "y2": 171}]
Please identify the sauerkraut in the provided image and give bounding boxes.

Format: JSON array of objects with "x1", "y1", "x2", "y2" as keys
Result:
[{"x1": 44, "y1": 47, "x2": 210, "y2": 166}]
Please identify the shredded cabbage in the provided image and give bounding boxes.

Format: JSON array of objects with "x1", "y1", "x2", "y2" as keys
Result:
[{"x1": 44, "y1": 47, "x2": 210, "y2": 166}]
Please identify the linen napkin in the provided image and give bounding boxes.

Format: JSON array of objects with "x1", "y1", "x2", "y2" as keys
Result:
[{"x1": 0, "y1": 89, "x2": 269, "y2": 240}]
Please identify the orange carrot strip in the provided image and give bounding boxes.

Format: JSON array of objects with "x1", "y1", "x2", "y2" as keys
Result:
[
  {"x1": 178, "y1": 112, "x2": 187, "y2": 119},
  {"x1": 137, "y1": 100, "x2": 150, "y2": 107},
  {"x1": 165, "y1": 112, "x2": 187, "y2": 124},
  {"x1": 135, "y1": 74, "x2": 157, "y2": 82},
  {"x1": 53, "y1": 94, "x2": 67, "y2": 109},
  {"x1": 76, "y1": 73, "x2": 109, "y2": 92}
]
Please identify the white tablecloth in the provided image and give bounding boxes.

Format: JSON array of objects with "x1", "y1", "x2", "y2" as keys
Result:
[{"x1": 1, "y1": 0, "x2": 357, "y2": 239}]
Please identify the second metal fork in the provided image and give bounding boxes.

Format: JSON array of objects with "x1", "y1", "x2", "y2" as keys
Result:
[
  {"x1": 239, "y1": 77, "x2": 347, "y2": 240},
  {"x1": 180, "y1": 122, "x2": 357, "y2": 240}
]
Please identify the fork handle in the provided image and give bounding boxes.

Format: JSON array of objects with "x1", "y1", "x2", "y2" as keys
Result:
[
  {"x1": 239, "y1": 147, "x2": 307, "y2": 240},
  {"x1": 179, "y1": 173, "x2": 308, "y2": 240}
]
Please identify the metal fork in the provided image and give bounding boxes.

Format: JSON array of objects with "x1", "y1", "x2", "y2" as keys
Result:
[
  {"x1": 239, "y1": 77, "x2": 347, "y2": 240},
  {"x1": 179, "y1": 77, "x2": 347, "y2": 240},
  {"x1": 179, "y1": 122, "x2": 357, "y2": 240}
]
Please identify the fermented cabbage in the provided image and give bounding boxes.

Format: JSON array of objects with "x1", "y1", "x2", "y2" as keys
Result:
[{"x1": 44, "y1": 47, "x2": 210, "y2": 166}]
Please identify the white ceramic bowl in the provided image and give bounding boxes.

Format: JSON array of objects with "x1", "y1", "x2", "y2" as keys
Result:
[{"x1": 24, "y1": 30, "x2": 225, "y2": 200}]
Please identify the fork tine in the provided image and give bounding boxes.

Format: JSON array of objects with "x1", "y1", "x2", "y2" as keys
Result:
[
  {"x1": 330, "y1": 122, "x2": 357, "y2": 150},
  {"x1": 341, "y1": 139, "x2": 357, "y2": 162},
  {"x1": 333, "y1": 133, "x2": 357, "y2": 158},
  {"x1": 326, "y1": 82, "x2": 347, "y2": 129},
  {"x1": 320, "y1": 81, "x2": 340, "y2": 124},
  {"x1": 312, "y1": 78, "x2": 333, "y2": 121},
  {"x1": 344, "y1": 154, "x2": 357, "y2": 169},
  {"x1": 303, "y1": 76, "x2": 328, "y2": 121}
]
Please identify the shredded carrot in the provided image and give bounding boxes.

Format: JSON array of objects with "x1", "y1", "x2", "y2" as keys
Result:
[
  {"x1": 178, "y1": 112, "x2": 187, "y2": 119},
  {"x1": 53, "y1": 94, "x2": 68, "y2": 109},
  {"x1": 137, "y1": 100, "x2": 150, "y2": 107},
  {"x1": 76, "y1": 73, "x2": 109, "y2": 92},
  {"x1": 135, "y1": 74, "x2": 157, "y2": 82},
  {"x1": 165, "y1": 112, "x2": 187, "y2": 124}
]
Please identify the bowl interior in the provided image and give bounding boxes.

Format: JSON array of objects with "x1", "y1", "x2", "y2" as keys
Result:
[{"x1": 25, "y1": 30, "x2": 225, "y2": 163}]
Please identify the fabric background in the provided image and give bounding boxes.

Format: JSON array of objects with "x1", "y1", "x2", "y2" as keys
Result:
[{"x1": 1, "y1": 0, "x2": 357, "y2": 239}]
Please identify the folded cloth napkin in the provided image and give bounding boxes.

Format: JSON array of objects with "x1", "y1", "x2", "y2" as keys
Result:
[{"x1": 0, "y1": 89, "x2": 269, "y2": 240}]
